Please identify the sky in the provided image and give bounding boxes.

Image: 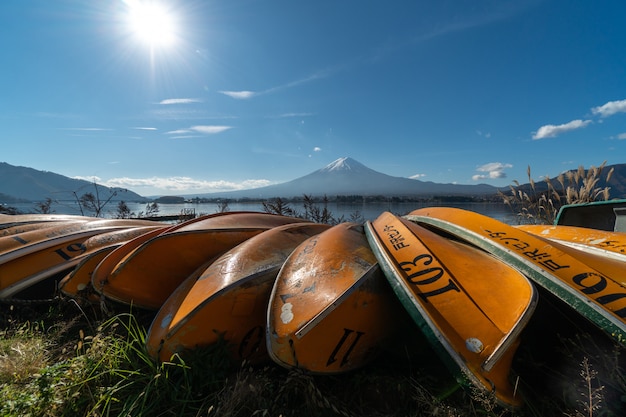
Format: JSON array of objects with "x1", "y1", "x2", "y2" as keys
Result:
[{"x1": 2, "y1": 0, "x2": 626, "y2": 197}]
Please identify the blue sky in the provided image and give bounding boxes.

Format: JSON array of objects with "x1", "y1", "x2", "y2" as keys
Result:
[{"x1": 2, "y1": 0, "x2": 626, "y2": 197}]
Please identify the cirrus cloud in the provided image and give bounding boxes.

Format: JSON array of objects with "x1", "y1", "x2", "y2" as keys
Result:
[
  {"x1": 159, "y1": 98, "x2": 202, "y2": 105},
  {"x1": 166, "y1": 125, "x2": 233, "y2": 137},
  {"x1": 219, "y1": 90, "x2": 257, "y2": 100},
  {"x1": 532, "y1": 119, "x2": 591, "y2": 140},
  {"x1": 190, "y1": 125, "x2": 233, "y2": 134}
]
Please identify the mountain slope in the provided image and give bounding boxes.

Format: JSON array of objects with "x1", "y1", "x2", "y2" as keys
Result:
[
  {"x1": 503, "y1": 163, "x2": 626, "y2": 200},
  {"x1": 191, "y1": 157, "x2": 498, "y2": 199},
  {"x1": 0, "y1": 162, "x2": 146, "y2": 203}
]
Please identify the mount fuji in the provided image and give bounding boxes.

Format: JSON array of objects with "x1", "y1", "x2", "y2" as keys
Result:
[{"x1": 191, "y1": 157, "x2": 498, "y2": 199}]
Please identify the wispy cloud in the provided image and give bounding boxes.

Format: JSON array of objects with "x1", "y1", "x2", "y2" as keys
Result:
[
  {"x1": 219, "y1": 91, "x2": 257, "y2": 100},
  {"x1": 190, "y1": 125, "x2": 233, "y2": 134},
  {"x1": 272, "y1": 112, "x2": 315, "y2": 119},
  {"x1": 166, "y1": 125, "x2": 233, "y2": 136},
  {"x1": 219, "y1": 70, "x2": 332, "y2": 100},
  {"x1": 615, "y1": 133, "x2": 626, "y2": 140},
  {"x1": 409, "y1": 173, "x2": 426, "y2": 179},
  {"x1": 133, "y1": 127, "x2": 157, "y2": 130},
  {"x1": 591, "y1": 99, "x2": 626, "y2": 118},
  {"x1": 166, "y1": 129, "x2": 190, "y2": 135},
  {"x1": 472, "y1": 162, "x2": 512, "y2": 180},
  {"x1": 532, "y1": 119, "x2": 591, "y2": 140},
  {"x1": 159, "y1": 98, "x2": 202, "y2": 105},
  {"x1": 104, "y1": 176, "x2": 273, "y2": 193}
]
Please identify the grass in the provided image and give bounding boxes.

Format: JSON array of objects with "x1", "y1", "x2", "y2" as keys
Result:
[
  {"x1": 1, "y1": 297, "x2": 625, "y2": 417},
  {"x1": 2, "y1": 164, "x2": 625, "y2": 416}
]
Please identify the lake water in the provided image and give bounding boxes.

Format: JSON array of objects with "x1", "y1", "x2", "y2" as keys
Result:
[{"x1": 7, "y1": 200, "x2": 518, "y2": 224}]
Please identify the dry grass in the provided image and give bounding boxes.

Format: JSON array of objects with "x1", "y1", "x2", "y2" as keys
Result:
[
  {"x1": 2, "y1": 282, "x2": 626, "y2": 416},
  {"x1": 499, "y1": 162, "x2": 613, "y2": 224},
  {"x1": 0, "y1": 321, "x2": 50, "y2": 384}
]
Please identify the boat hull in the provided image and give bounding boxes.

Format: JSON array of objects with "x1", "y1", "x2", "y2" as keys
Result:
[
  {"x1": 98, "y1": 212, "x2": 308, "y2": 310},
  {"x1": 365, "y1": 212, "x2": 536, "y2": 408},
  {"x1": 147, "y1": 222, "x2": 331, "y2": 363},
  {"x1": 0, "y1": 224, "x2": 163, "y2": 298},
  {"x1": 406, "y1": 207, "x2": 626, "y2": 347},
  {"x1": 267, "y1": 222, "x2": 403, "y2": 374}
]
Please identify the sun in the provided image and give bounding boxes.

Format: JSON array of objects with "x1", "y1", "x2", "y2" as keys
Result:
[{"x1": 125, "y1": 1, "x2": 177, "y2": 48}]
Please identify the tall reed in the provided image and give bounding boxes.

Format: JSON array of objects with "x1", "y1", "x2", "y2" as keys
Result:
[{"x1": 499, "y1": 162, "x2": 613, "y2": 224}]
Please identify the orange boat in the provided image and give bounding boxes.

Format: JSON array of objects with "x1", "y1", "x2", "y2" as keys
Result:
[
  {"x1": 58, "y1": 225, "x2": 167, "y2": 301},
  {"x1": 0, "y1": 220, "x2": 86, "y2": 238},
  {"x1": 0, "y1": 218, "x2": 159, "y2": 261},
  {"x1": 98, "y1": 212, "x2": 308, "y2": 310},
  {"x1": 405, "y1": 207, "x2": 626, "y2": 347},
  {"x1": 90, "y1": 213, "x2": 242, "y2": 298},
  {"x1": 365, "y1": 212, "x2": 537, "y2": 408},
  {"x1": 59, "y1": 246, "x2": 119, "y2": 302},
  {"x1": 146, "y1": 222, "x2": 331, "y2": 363},
  {"x1": 0, "y1": 214, "x2": 93, "y2": 230},
  {"x1": 0, "y1": 224, "x2": 163, "y2": 298},
  {"x1": 89, "y1": 220, "x2": 195, "y2": 297},
  {"x1": 267, "y1": 222, "x2": 404, "y2": 374}
]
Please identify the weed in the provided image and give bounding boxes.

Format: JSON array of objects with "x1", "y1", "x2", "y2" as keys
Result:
[{"x1": 499, "y1": 162, "x2": 613, "y2": 224}]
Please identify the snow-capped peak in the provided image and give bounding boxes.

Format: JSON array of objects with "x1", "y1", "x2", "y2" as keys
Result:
[{"x1": 320, "y1": 157, "x2": 364, "y2": 172}]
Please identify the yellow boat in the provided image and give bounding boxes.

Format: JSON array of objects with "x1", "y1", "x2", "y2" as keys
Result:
[
  {"x1": 518, "y1": 224, "x2": 626, "y2": 261},
  {"x1": 0, "y1": 223, "x2": 162, "y2": 298},
  {"x1": 146, "y1": 222, "x2": 331, "y2": 363},
  {"x1": 405, "y1": 207, "x2": 626, "y2": 347},
  {"x1": 267, "y1": 222, "x2": 404, "y2": 374},
  {"x1": 98, "y1": 212, "x2": 308, "y2": 310},
  {"x1": 365, "y1": 212, "x2": 536, "y2": 408},
  {"x1": 58, "y1": 225, "x2": 167, "y2": 301}
]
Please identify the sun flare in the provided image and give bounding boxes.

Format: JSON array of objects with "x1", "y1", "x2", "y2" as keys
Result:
[{"x1": 125, "y1": 1, "x2": 177, "y2": 48}]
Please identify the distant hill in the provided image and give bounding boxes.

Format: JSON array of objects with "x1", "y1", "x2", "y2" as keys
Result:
[
  {"x1": 502, "y1": 163, "x2": 626, "y2": 200},
  {"x1": 0, "y1": 192, "x2": 29, "y2": 204},
  {"x1": 3, "y1": 159, "x2": 624, "y2": 205},
  {"x1": 603, "y1": 164, "x2": 626, "y2": 197},
  {"x1": 0, "y1": 162, "x2": 147, "y2": 203},
  {"x1": 187, "y1": 157, "x2": 499, "y2": 199}
]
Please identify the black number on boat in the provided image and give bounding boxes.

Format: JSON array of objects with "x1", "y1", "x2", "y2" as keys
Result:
[
  {"x1": 54, "y1": 242, "x2": 87, "y2": 261},
  {"x1": 573, "y1": 272, "x2": 626, "y2": 318},
  {"x1": 399, "y1": 254, "x2": 460, "y2": 301},
  {"x1": 327, "y1": 328, "x2": 365, "y2": 367}
]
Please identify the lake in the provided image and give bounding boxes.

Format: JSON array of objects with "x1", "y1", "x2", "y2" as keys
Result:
[{"x1": 7, "y1": 200, "x2": 518, "y2": 224}]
